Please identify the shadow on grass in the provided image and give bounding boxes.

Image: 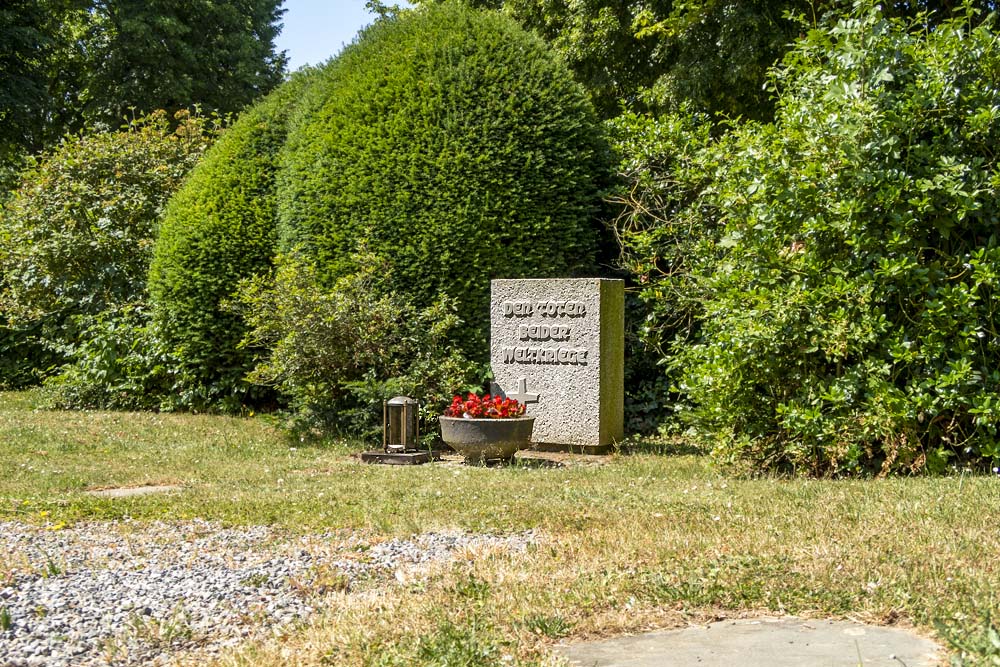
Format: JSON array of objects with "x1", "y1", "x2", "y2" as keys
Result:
[{"x1": 618, "y1": 435, "x2": 708, "y2": 457}]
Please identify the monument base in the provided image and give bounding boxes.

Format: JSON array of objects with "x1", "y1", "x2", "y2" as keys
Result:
[
  {"x1": 359, "y1": 450, "x2": 443, "y2": 465},
  {"x1": 531, "y1": 442, "x2": 614, "y2": 455}
]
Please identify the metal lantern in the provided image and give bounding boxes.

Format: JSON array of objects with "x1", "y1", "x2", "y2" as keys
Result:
[{"x1": 384, "y1": 396, "x2": 420, "y2": 453}]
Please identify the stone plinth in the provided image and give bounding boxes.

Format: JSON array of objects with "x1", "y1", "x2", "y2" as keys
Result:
[{"x1": 490, "y1": 278, "x2": 624, "y2": 449}]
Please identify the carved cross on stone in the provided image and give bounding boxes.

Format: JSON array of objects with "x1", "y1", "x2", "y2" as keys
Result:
[{"x1": 503, "y1": 377, "x2": 539, "y2": 405}]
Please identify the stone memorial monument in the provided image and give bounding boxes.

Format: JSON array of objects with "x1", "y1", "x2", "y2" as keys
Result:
[{"x1": 490, "y1": 278, "x2": 624, "y2": 451}]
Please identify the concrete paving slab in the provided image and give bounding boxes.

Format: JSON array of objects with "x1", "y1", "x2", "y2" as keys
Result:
[
  {"x1": 556, "y1": 617, "x2": 943, "y2": 667},
  {"x1": 85, "y1": 484, "x2": 182, "y2": 498}
]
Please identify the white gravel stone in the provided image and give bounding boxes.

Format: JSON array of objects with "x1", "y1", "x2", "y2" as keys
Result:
[{"x1": 0, "y1": 520, "x2": 534, "y2": 666}]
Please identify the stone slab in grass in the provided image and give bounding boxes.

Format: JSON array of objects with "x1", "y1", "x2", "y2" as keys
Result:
[
  {"x1": 85, "y1": 485, "x2": 182, "y2": 498},
  {"x1": 556, "y1": 617, "x2": 942, "y2": 667}
]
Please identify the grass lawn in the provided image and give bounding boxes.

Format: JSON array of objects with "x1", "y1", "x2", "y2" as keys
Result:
[{"x1": 0, "y1": 390, "x2": 998, "y2": 665}]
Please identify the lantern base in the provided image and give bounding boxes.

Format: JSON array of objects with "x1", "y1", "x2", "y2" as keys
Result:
[{"x1": 360, "y1": 450, "x2": 442, "y2": 465}]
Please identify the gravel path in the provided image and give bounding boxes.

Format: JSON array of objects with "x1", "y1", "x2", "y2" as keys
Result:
[{"x1": 0, "y1": 520, "x2": 534, "y2": 666}]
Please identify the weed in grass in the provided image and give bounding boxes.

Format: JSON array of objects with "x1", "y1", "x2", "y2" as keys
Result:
[
  {"x1": 100, "y1": 634, "x2": 126, "y2": 664},
  {"x1": 125, "y1": 603, "x2": 194, "y2": 649},
  {"x1": 0, "y1": 606, "x2": 11, "y2": 632},
  {"x1": 351, "y1": 639, "x2": 406, "y2": 667},
  {"x1": 936, "y1": 611, "x2": 1000, "y2": 666},
  {"x1": 520, "y1": 613, "x2": 572, "y2": 639},
  {"x1": 416, "y1": 620, "x2": 506, "y2": 666},
  {"x1": 289, "y1": 563, "x2": 351, "y2": 597},
  {"x1": 451, "y1": 575, "x2": 492, "y2": 602},
  {"x1": 233, "y1": 604, "x2": 271, "y2": 628},
  {"x1": 241, "y1": 573, "x2": 271, "y2": 588}
]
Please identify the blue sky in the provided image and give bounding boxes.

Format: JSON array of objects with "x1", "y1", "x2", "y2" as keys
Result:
[{"x1": 275, "y1": 0, "x2": 406, "y2": 72}]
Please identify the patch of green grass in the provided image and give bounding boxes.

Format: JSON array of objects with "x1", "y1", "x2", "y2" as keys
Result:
[
  {"x1": 937, "y1": 610, "x2": 1000, "y2": 666},
  {"x1": 0, "y1": 392, "x2": 998, "y2": 665},
  {"x1": 519, "y1": 614, "x2": 573, "y2": 639}
]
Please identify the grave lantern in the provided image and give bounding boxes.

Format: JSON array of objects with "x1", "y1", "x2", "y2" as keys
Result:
[{"x1": 384, "y1": 396, "x2": 419, "y2": 453}]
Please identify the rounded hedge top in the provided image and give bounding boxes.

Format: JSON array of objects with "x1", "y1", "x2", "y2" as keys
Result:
[
  {"x1": 148, "y1": 71, "x2": 315, "y2": 395},
  {"x1": 277, "y1": 2, "x2": 610, "y2": 353}
]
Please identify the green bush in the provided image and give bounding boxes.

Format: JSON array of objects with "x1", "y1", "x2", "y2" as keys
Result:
[
  {"x1": 148, "y1": 72, "x2": 316, "y2": 407},
  {"x1": 620, "y1": 2, "x2": 1000, "y2": 474},
  {"x1": 277, "y1": 2, "x2": 611, "y2": 359},
  {"x1": 0, "y1": 110, "x2": 214, "y2": 383},
  {"x1": 42, "y1": 303, "x2": 184, "y2": 411},
  {"x1": 0, "y1": 319, "x2": 58, "y2": 389},
  {"x1": 235, "y1": 253, "x2": 478, "y2": 439},
  {"x1": 0, "y1": 110, "x2": 213, "y2": 326},
  {"x1": 607, "y1": 109, "x2": 718, "y2": 434}
]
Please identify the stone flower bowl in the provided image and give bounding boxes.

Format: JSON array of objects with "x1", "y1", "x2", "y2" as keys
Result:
[{"x1": 438, "y1": 416, "x2": 535, "y2": 464}]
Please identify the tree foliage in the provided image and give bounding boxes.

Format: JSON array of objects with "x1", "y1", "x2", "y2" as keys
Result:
[
  {"x1": 0, "y1": 0, "x2": 285, "y2": 195},
  {"x1": 618, "y1": 2, "x2": 1000, "y2": 474},
  {"x1": 445, "y1": 0, "x2": 999, "y2": 121},
  {"x1": 0, "y1": 0, "x2": 87, "y2": 192},
  {"x1": 78, "y1": 0, "x2": 287, "y2": 128},
  {"x1": 277, "y1": 2, "x2": 610, "y2": 359}
]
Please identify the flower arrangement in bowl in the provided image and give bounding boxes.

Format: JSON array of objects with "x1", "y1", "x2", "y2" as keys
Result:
[
  {"x1": 439, "y1": 393, "x2": 534, "y2": 463},
  {"x1": 444, "y1": 393, "x2": 526, "y2": 419}
]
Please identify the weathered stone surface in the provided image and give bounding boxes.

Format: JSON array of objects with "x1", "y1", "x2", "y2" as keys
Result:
[
  {"x1": 556, "y1": 617, "x2": 943, "y2": 667},
  {"x1": 439, "y1": 416, "x2": 535, "y2": 462},
  {"x1": 85, "y1": 485, "x2": 182, "y2": 498},
  {"x1": 490, "y1": 278, "x2": 624, "y2": 448}
]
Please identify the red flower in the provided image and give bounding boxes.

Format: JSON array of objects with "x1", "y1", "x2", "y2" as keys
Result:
[{"x1": 443, "y1": 392, "x2": 526, "y2": 419}]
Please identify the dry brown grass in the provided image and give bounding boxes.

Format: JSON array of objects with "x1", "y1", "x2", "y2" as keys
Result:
[{"x1": 0, "y1": 392, "x2": 996, "y2": 665}]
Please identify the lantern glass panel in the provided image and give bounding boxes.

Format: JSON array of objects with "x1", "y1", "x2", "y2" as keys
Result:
[{"x1": 384, "y1": 396, "x2": 419, "y2": 452}]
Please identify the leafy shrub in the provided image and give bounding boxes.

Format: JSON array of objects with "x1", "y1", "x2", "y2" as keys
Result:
[
  {"x1": 277, "y1": 2, "x2": 611, "y2": 360},
  {"x1": 42, "y1": 304, "x2": 184, "y2": 411},
  {"x1": 0, "y1": 110, "x2": 213, "y2": 328},
  {"x1": 620, "y1": 3, "x2": 1000, "y2": 474},
  {"x1": 607, "y1": 109, "x2": 718, "y2": 434},
  {"x1": 0, "y1": 110, "x2": 214, "y2": 382},
  {"x1": 148, "y1": 72, "x2": 316, "y2": 406},
  {"x1": 235, "y1": 253, "x2": 479, "y2": 439},
  {"x1": 0, "y1": 318, "x2": 58, "y2": 389}
]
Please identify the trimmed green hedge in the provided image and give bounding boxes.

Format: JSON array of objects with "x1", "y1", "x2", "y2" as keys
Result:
[
  {"x1": 148, "y1": 72, "x2": 315, "y2": 403},
  {"x1": 149, "y1": 4, "x2": 610, "y2": 409},
  {"x1": 276, "y1": 3, "x2": 610, "y2": 356}
]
